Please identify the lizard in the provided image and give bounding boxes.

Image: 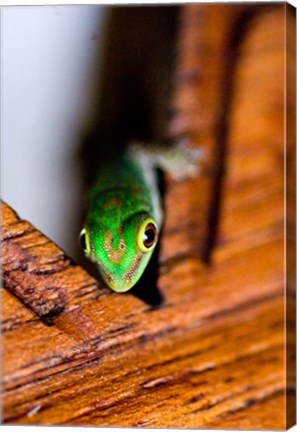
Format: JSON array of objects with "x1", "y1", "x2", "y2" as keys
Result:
[{"x1": 79, "y1": 141, "x2": 201, "y2": 292}]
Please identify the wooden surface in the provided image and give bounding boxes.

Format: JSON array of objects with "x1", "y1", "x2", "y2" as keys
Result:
[
  {"x1": 286, "y1": 1, "x2": 297, "y2": 425},
  {"x1": 1, "y1": 4, "x2": 295, "y2": 429}
]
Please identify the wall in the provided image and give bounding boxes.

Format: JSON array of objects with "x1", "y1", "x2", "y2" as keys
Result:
[{"x1": 1, "y1": 5, "x2": 106, "y2": 259}]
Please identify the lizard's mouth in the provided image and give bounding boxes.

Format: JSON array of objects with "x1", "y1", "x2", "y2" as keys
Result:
[{"x1": 94, "y1": 261, "x2": 135, "y2": 293}]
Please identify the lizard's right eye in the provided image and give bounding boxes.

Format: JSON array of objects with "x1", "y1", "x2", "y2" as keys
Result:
[
  {"x1": 79, "y1": 228, "x2": 90, "y2": 254},
  {"x1": 137, "y1": 218, "x2": 158, "y2": 253}
]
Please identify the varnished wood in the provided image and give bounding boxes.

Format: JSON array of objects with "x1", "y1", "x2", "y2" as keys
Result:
[
  {"x1": 286, "y1": 3, "x2": 296, "y2": 427},
  {"x1": 1, "y1": 4, "x2": 295, "y2": 428}
]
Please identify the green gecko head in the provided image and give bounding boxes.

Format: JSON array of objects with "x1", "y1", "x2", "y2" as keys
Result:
[{"x1": 79, "y1": 213, "x2": 158, "y2": 292}]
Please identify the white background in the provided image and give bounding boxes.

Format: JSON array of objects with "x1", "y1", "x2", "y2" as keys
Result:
[{"x1": 1, "y1": 5, "x2": 106, "y2": 261}]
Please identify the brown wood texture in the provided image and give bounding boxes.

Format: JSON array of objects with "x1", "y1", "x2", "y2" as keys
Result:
[
  {"x1": 286, "y1": 3, "x2": 297, "y2": 426},
  {"x1": 1, "y1": 4, "x2": 294, "y2": 429}
]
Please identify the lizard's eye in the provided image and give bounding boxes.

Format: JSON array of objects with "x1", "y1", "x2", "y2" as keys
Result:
[
  {"x1": 138, "y1": 218, "x2": 158, "y2": 253},
  {"x1": 79, "y1": 228, "x2": 90, "y2": 254}
]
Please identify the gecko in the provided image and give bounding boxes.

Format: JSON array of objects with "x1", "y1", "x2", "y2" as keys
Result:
[{"x1": 79, "y1": 141, "x2": 201, "y2": 292}]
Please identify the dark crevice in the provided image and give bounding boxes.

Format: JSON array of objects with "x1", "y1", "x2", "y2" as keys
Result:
[
  {"x1": 202, "y1": 4, "x2": 276, "y2": 264},
  {"x1": 77, "y1": 6, "x2": 179, "y2": 302}
]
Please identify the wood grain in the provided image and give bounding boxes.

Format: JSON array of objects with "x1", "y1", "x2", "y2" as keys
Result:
[
  {"x1": 1, "y1": 4, "x2": 294, "y2": 429},
  {"x1": 286, "y1": 3, "x2": 296, "y2": 427}
]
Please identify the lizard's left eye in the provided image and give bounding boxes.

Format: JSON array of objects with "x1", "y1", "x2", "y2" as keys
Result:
[
  {"x1": 138, "y1": 218, "x2": 158, "y2": 253},
  {"x1": 79, "y1": 228, "x2": 91, "y2": 255}
]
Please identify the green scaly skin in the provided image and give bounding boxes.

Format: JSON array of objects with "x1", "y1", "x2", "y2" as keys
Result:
[
  {"x1": 80, "y1": 142, "x2": 201, "y2": 292},
  {"x1": 81, "y1": 147, "x2": 162, "y2": 292}
]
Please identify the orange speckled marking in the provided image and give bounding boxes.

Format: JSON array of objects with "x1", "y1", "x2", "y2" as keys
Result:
[{"x1": 104, "y1": 231, "x2": 126, "y2": 263}]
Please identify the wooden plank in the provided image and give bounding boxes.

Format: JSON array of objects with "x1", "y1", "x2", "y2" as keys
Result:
[
  {"x1": 1, "y1": 4, "x2": 291, "y2": 429},
  {"x1": 286, "y1": 3, "x2": 296, "y2": 428}
]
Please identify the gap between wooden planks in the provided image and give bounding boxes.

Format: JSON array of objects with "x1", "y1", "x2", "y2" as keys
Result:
[{"x1": 1, "y1": 3, "x2": 292, "y2": 429}]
